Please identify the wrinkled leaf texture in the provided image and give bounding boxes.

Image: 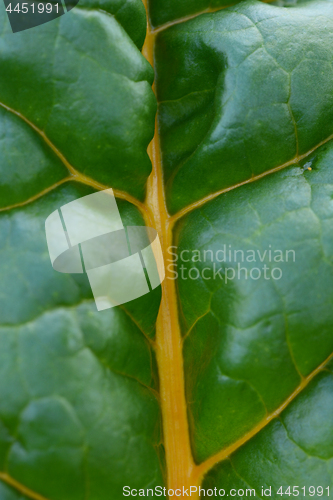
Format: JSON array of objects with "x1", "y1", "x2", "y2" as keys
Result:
[{"x1": 0, "y1": 0, "x2": 333, "y2": 498}]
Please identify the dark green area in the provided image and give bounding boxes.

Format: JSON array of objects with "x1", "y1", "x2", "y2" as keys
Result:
[
  {"x1": 0, "y1": 0, "x2": 156, "y2": 201},
  {"x1": 149, "y1": 0, "x2": 238, "y2": 28},
  {"x1": 148, "y1": 0, "x2": 320, "y2": 27}
]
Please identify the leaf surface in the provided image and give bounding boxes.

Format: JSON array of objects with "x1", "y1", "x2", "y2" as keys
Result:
[
  {"x1": 0, "y1": 0, "x2": 156, "y2": 204},
  {"x1": 203, "y1": 362, "x2": 333, "y2": 497},
  {"x1": 0, "y1": 0, "x2": 333, "y2": 498},
  {"x1": 155, "y1": 0, "x2": 333, "y2": 213},
  {"x1": 0, "y1": 2, "x2": 163, "y2": 498},
  {"x1": 175, "y1": 142, "x2": 333, "y2": 462}
]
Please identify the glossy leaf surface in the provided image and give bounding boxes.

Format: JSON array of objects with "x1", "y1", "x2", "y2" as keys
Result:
[
  {"x1": 175, "y1": 142, "x2": 333, "y2": 462},
  {"x1": 0, "y1": 0, "x2": 333, "y2": 498},
  {"x1": 155, "y1": 0, "x2": 333, "y2": 213}
]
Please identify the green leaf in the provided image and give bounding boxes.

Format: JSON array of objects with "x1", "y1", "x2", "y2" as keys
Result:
[
  {"x1": 74, "y1": 0, "x2": 148, "y2": 49},
  {"x1": 0, "y1": 0, "x2": 156, "y2": 203},
  {"x1": 148, "y1": 0, "x2": 234, "y2": 28},
  {"x1": 0, "y1": 481, "x2": 30, "y2": 500},
  {"x1": 1, "y1": 0, "x2": 333, "y2": 497},
  {"x1": 153, "y1": 0, "x2": 333, "y2": 491},
  {"x1": 0, "y1": 1, "x2": 163, "y2": 497},
  {"x1": 175, "y1": 140, "x2": 333, "y2": 462},
  {"x1": 203, "y1": 363, "x2": 333, "y2": 497},
  {"x1": 0, "y1": 184, "x2": 163, "y2": 499},
  {"x1": 155, "y1": 0, "x2": 333, "y2": 213}
]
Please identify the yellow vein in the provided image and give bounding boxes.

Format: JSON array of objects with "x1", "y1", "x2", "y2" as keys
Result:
[
  {"x1": 0, "y1": 473, "x2": 50, "y2": 500},
  {"x1": 0, "y1": 101, "x2": 76, "y2": 175},
  {"x1": 170, "y1": 131, "x2": 333, "y2": 224},
  {"x1": 151, "y1": 6, "x2": 234, "y2": 34}
]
